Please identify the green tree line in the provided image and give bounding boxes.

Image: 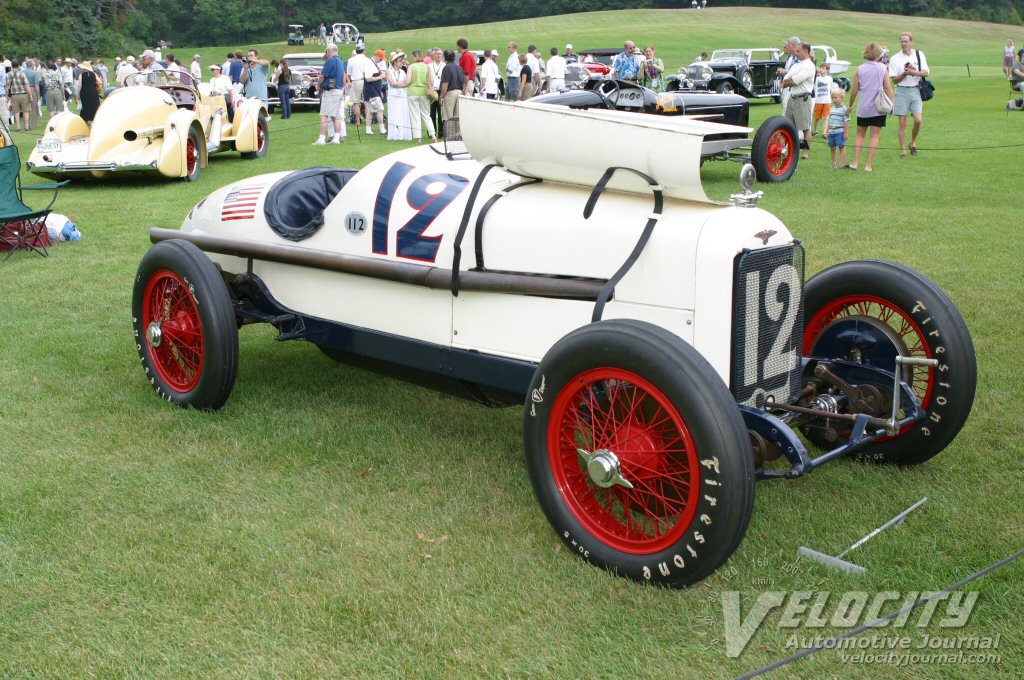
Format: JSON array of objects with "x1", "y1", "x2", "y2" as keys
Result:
[{"x1": 2, "y1": 0, "x2": 1021, "y2": 58}]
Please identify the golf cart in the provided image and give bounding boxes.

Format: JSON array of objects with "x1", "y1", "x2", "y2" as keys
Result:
[{"x1": 288, "y1": 24, "x2": 305, "y2": 46}]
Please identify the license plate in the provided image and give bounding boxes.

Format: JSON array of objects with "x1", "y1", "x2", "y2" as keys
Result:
[{"x1": 36, "y1": 138, "x2": 61, "y2": 153}]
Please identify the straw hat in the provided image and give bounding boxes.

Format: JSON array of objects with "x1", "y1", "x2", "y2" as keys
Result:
[
  {"x1": 390, "y1": 50, "x2": 406, "y2": 63},
  {"x1": 79, "y1": 61, "x2": 93, "y2": 72}
]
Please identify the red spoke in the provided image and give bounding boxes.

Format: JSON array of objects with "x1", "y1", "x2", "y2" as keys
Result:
[{"x1": 548, "y1": 367, "x2": 701, "y2": 554}]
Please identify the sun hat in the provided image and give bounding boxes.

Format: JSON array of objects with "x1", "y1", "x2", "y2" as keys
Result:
[
  {"x1": 79, "y1": 61, "x2": 93, "y2": 72},
  {"x1": 390, "y1": 50, "x2": 405, "y2": 63},
  {"x1": 193, "y1": 53, "x2": 201, "y2": 59}
]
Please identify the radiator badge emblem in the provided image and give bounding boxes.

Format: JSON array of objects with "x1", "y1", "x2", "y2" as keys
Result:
[{"x1": 754, "y1": 229, "x2": 777, "y2": 245}]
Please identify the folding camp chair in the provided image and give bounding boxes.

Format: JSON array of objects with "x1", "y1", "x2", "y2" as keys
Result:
[{"x1": 0, "y1": 144, "x2": 69, "y2": 264}]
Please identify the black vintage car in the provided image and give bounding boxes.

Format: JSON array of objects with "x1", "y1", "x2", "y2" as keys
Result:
[
  {"x1": 531, "y1": 79, "x2": 798, "y2": 182},
  {"x1": 669, "y1": 48, "x2": 784, "y2": 101}
]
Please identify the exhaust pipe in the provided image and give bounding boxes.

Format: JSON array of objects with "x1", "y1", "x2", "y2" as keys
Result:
[{"x1": 124, "y1": 125, "x2": 165, "y2": 142}]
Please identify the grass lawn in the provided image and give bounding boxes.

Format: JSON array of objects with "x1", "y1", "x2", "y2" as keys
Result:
[{"x1": 2, "y1": 7, "x2": 1023, "y2": 678}]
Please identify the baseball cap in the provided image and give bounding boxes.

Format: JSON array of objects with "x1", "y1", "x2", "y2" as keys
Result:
[
  {"x1": 355, "y1": 42, "x2": 366, "y2": 52},
  {"x1": 194, "y1": 53, "x2": 201, "y2": 59},
  {"x1": 566, "y1": 43, "x2": 573, "y2": 49},
  {"x1": 141, "y1": 49, "x2": 155, "y2": 58},
  {"x1": 374, "y1": 49, "x2": 387, "y2": 61},
  {"x1": 126, "y1": 55, "x2": 135, "y2": 62},
  {"x1": 210, "y1": 64, "x2": 221, "y2": 71}
]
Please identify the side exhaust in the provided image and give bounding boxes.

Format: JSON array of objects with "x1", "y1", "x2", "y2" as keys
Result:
[{"x1": 124, "y1": 125, "x2": 165, "y2": 142}]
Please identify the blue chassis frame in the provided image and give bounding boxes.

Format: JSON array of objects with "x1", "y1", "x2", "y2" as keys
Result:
[{"x1": 228, "y1": 270, "x2": 927, "y2": 482}]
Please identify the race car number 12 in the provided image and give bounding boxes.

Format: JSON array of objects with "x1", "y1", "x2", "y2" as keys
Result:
[{"x1": 372, "y1": 162, "x2": 469, "y2": 262}]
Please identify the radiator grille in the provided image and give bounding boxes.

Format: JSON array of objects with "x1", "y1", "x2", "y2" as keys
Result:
[{"x1": 731, "y1": 243, "x2": 805, "y2": 407}]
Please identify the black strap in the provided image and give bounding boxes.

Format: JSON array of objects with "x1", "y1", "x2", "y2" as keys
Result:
[
  {"x1": 451, "y1": 163, "x2": 498, "y2": 296},
  {"x1": 473, "y1": 179, "x2": 540, "y2": 270},
  {"x1": 586, "y1": 167, "x2": 664, "y2": 322}
]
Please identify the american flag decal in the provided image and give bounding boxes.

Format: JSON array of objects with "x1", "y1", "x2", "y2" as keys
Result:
[{"x1": 221, "y1": 183, "x2": 267, "y2": 221}]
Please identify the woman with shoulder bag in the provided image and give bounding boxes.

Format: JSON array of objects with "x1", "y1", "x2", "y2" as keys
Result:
[{"x1": 846, "y1": 42, "x2": 893, "y2": 172}]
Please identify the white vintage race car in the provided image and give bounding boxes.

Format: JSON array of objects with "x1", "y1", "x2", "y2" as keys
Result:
[
  {"x1": 132, "y1": 99, "x2": 977, "y2": 587},
  {"x1": 28, "y1": 72, "x2": 268, "y2": 182}
]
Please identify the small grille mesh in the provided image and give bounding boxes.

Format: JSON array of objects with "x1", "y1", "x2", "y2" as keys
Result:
[{"x1": 731, "y1": 243, "x2": 805, "y2": 407}]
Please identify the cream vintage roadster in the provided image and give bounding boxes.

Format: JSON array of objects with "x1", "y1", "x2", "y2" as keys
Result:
[
  {"x1": 28, "y1": 71, "x2": 269, "y2": 182},
  {"x1": 132, "y1": 99, "x2": 976, "y2": 587}
]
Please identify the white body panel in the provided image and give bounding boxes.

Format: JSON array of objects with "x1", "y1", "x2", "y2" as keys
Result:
[{"x1": 180, "y1": 100, "x2": 793, "y2": 385}]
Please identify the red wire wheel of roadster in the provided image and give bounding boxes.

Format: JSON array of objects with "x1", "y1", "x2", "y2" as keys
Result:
[
  {"x1": 142, "y1": 269, "x2": 205, "y2": 393},
  {"x1": 548, "y1": 368, "x2": 701, "y2": 554},
  {"x1": 185, "y1": 137, "x2": 198, "y2": 177},
  {"x1": 256, "y1": 120, "x2": 267, "y2": 153},
  {"x1": 765, "y1": 127, "x2": 796, "y2": 177},
  {"x1": 803, "y1": 294, "x2": 934, "y2": 408}
]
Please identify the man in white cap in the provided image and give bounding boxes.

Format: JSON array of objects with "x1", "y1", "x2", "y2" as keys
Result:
[
  {"x1": 564, "y1": 44, "x2": 578, "y2": 63},
  {"x1": 190, "y1": 54, "x2": 203, "y2": 83},
  {"x1": 208, "y1": 63, "x2": 234, "y2": 122},
  {"x1": 347, "y1": 42, "x2": 373, "y2": 128},
  {"x1": 117, "y1": 55, "x2": 138, "y2": 86}
]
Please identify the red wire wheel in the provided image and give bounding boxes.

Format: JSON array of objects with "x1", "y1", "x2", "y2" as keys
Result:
[
  {"x1": 256, "y1": 118, "x2": 266, "y2": 152},
  {"x1": 242, "y1": 114, "x2": 269, "y2": 159},
  {"x1": 804, "y1": 294, "x2": 934, "y2": 407},
  {"x1": 184, "y1": 127, "x2": 202, "y2": 181},
  {"x1": 548, "y1": 368, "x2": 701, "y2": 554},
  {"x1": 186, "y1": 137, "x2": 198, "y2": 176},
  {"x1": 765, "y1": 127, "x2": 796, "y2": 177},
  {"x1": 142, "y1": 269, "x2": 205, "y2": 393},
  {"x1": 523, "y1": 320, "x2": 755, "y2": 586},
  {"x1": 751, "y1": 116, "x2": 799, "y2": 182},
  {"x1": 132, "y1": 240, "x2": 239, "y2": 410},
  {"x1": 801, "y1": 260, "x2": 977, "y2": 465}
]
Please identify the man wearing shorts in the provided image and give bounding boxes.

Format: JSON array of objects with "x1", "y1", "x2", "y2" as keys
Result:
[
  {"x1": 781, "y1": 42, "x2": 815, "y2": 160},
  {"x1": 347, "y1": 43, "x2": 373, "y2": 127},
  {"x1": 888, "y1": 32, "x2": 929, "y2": 156},
  {"x1": 363, "y1": 50, "x2": 387, "y2": 135},
  {"x1": 314, "y1": 44, "x2": 346, "y2": 145}
]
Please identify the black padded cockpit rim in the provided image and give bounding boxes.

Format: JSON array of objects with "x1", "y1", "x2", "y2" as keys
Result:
[{"x1": 263, "y1": 166, "x2": 357, "y2": 242}]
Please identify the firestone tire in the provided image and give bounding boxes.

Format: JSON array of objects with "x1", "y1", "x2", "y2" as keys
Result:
[
  {"x1": 751, "y1": 115, "x2": 798, "y2": 182},
  {"x1": 184, "y1": 126, "x2": 202, "y2": 182},
  {"x1": 523, "y1": 320, "x2": 755, "y2": 587},
  {"x1": 241, "y1": 113, "x2": 269, "y2": 159},
  {"x1": 803, "y1": 260, "x2": 977, "y2": 466},
  {"x1": 132, "y1": 240, "x2": 239, "y2": 410}
]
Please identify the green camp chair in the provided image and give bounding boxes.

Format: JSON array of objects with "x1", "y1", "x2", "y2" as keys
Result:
[{"x1": 0, "y1": 145, "x2": 69, "y2": 264}]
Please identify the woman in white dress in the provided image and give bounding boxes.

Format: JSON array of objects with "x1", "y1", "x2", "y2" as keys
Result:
[{"x1": 386, "y1": 51, "x2": 412, "y2": 141}]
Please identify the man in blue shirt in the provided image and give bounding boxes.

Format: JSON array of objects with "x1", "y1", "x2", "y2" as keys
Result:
[
  {"x1": 314, "y1": 44, "x2": 346, "y2": 144},
  {"x1": 241, "y1": 48, "x2": 270, "y2": 104},
  {"x1": 228, "y1": 50, "x2": 244, "y2": 97},
  {"x1": 611, "y1": 41, "x2": 643, "y2": 82}
]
